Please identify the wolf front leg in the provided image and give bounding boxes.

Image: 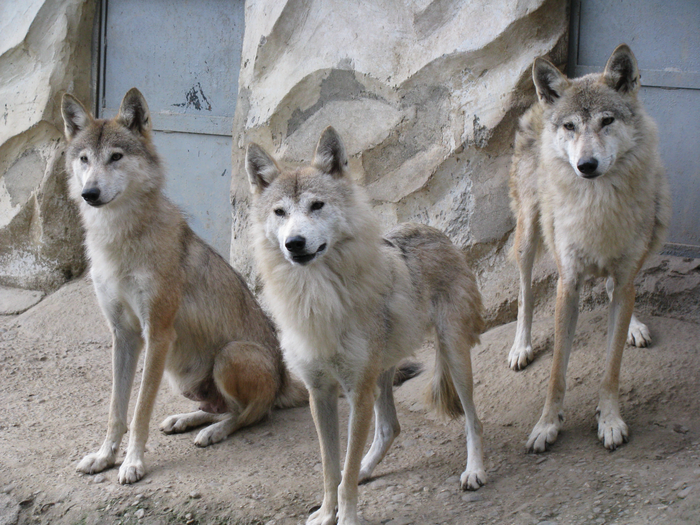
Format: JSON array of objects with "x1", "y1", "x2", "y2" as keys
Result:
[
  {"x1": 307, "y1": 380, "x2": 341, "y2": 525},
  {"x1": 509, "y1": 207, "x2": 541, "y2": 370},
  {"x1": 77, "y1": 311, "x2": 143, "y2": 475},
  {"x1": 118, "y1": 322, "x2": 175, "y2": 484},
  {"x1": 527, "y1": 274, "x2": 580, "y2": 452},
  {"x1": 338, "y1": 375, "x2": 376, "y2": 525},
  {"x1": 597, "y1": 277, "x2": 635, "y2": 449}
]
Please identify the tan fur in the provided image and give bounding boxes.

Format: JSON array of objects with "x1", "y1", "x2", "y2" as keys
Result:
[
  {"x1": 61, "y1": 89, "x2": 306, "y2": 485},
  {"x1": 508, "y1": 45, "x2": 672, "y2": 452},
  {"x1": 247, "y1": 128, "x2": 485, "y2": 525}
]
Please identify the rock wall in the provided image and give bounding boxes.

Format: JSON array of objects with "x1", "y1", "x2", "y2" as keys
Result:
[
  {"x1": 230, "y1": 0, "x2": 569, "y2": 314},
  {"x1": 0, "y1": 0, "x2": 93, "y2": 291}
]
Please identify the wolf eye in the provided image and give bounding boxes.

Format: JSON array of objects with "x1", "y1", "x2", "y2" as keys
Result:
[
  {"x1": 274, "y1": 208, "x2": 286, "y2": 217},
  {"x1": 563, "y1": 122, "x2": 575, "y2": 131},
  {"x1": 110, "y1": 153, "x2": 123, "y2": 162},
  {"x1": 601, "y1": 116, "x2": 615, "y2": 127},
  {"x1": 310, "y1": 201, "x2": 324, "y2": 211},
  {"x1": 80, "y1": 155, "x2": 88, "y2": 163}
]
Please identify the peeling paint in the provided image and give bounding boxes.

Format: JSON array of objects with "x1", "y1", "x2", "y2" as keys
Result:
[{"x1": 172, "y1": 82, "x2": 213, "y2": 111}]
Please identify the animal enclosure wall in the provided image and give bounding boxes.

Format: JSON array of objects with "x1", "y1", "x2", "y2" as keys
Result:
[{"x1": 228, "y1": 0, "x2": 570, "y2": 296}]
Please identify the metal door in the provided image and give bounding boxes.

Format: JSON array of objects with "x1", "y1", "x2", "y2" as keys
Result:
[
  {"x1": 569, "y1": 0, "x2": 700, "y2": 257},
  {"x1": 96, "y1": 0, "x2": 244, "y2": 257}
]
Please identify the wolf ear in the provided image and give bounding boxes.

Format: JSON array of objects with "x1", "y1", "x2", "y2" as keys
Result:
[
  {"x1": 61, "y1": 94, "x2": 92, "y2": 141},
  {"x1": 246, "y1": 143, "x2": 281, "y2": 194},
  {"x1": 603, "y1": 44, "x2": 640, "y2": 94},
  {"x1": 117, "y1": 88, "x2": 152, "y2": 135},
  {"x1": 533, "y1": 58, "x2": 569, "y2": 105},
  {"x1": 313, "y1": 127, "x2": 348, "y2": 177}
]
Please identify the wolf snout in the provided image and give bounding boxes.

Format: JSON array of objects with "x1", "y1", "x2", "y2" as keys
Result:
[
  {"x1": 284, "y1": 236, "x2": 327, "y2": 265},
  {"x1": 285, "y1": 236, "x2": 307, "y2": 254},
  {"x1": 82, "y1": 187, "x2": 102, "y2": 205},
  {"x1": 577, "y1": 157, "x2": 599, "y2": 178}
]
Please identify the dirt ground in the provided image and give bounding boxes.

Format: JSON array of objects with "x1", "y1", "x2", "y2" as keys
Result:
[{"x1": 0, "y1": 256, "x2": 699, "y2": 525}]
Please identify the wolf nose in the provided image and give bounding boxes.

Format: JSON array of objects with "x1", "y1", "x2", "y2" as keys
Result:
[
  {"x1": 82, "y1": 187, "x2": 101, "y2": 204},
  {"x1": 285, "y1": 236, "x2": 307, "y2": 254},
  {"x1": 577, "y1": 158, "x2": 599, "y2": 176}
]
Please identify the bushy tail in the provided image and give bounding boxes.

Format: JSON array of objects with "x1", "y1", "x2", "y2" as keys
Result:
[
  {"x1": 425, "y1": 276, "x2": 484, "y2": 420},
  {"x1": 426, "y1": 349, "x2": 465, "y2": 419},
  {"x1": 274, "y1": 369, "x2": 309, "y2": 409},
  {"x1": 393, "y1": 360, "x2": 424, "y2": 387}
]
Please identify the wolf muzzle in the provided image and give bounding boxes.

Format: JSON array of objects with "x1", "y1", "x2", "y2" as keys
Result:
[
  {"x1": 82, "y1": 187, "x2": 103, "y2": 206},
  {"x1": 577, "y1": 157, "x2": 600, "y2": 179},
  {"x1": 284, "y1": 236, "x2": 326, "y2": 265}
]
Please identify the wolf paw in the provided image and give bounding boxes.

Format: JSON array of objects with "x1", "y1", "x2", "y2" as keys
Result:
[
  {"x1": 76, "y1": 451, "x2": 115, "y2": 474},
  {"x1": 336, "y1": 511, "x2": 363, "y2": 525},
  {"x1": 627, "y1": 317, "x2": 651, "y2": 347},
  {"x1": 194, "y1": 425, "x2": 228, "y2": 447},
  {"x1": 596, "y1": 408, "x2": 629, "y2": 450},
  {"x1": 118, "y1": 456, "x2": 145, "y2": 484},
  {"x1": 460, "y1": 468, "x2": 486, "y2": 491},
  {"x1": 307, "y1": 507, "x2": 337, "y2": 525},
  {"x1": 159, "y1": 414, "x2": 189, "y2": 434},
  {"x1": 527, "y1": 413, "x2": 563, "y2": 453},
  {"x1": 357, "y1": 464, "x2": 373, "y2": 484},
  {"x1": 508, "y1": 343, "x2": 534, "y2": 371}
]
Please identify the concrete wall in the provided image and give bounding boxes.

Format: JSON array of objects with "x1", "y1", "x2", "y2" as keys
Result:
[
  {"x1": 229, "y1": 0, "x2": 569, "y2": 321},
  {"x1": 0, "y1": 0, "x2": 93, "y2": 291}
]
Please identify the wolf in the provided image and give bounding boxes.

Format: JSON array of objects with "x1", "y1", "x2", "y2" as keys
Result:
[
  {"x1": 246, "y1": 127, "x2": 486, "y2": 525},
  {"x1": 61, "y1": 88, "x2": 307, "y2": 484},
  {"x1": 508, "y1": 44, "x2": 672, "y2": 453}
]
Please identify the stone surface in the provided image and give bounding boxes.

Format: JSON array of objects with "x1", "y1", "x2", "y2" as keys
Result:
[
  {"x1": 0, "y1": 286, "x2": 44, "y2": 315},
  {"x1": 229, "y1": 0, "x2": 569, "y2": 287},
  {"x1": 0, "y1": 0, "x2": 92, "y2": 292},
  {"x1": 0, "y1": 493, "x2": 19, "y2": 525}
]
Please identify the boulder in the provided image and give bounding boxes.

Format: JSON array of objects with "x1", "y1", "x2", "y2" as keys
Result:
[{"x1": 0, "y1": 0, "x2": 93, "y2": 292}]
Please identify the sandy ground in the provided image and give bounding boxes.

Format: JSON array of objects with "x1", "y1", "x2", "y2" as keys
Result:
[{"x1": 0, "y1": 258, "x2": 699, "y2": 525}]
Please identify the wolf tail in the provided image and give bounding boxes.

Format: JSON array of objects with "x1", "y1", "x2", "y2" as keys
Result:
[
  {"x1": 393, "y1": 360, "x2": 424, "y2": 386},
  {"x1": 425, "y1": 273, "x2": 485, "y2": 420},
  {"x1": 427, "y1": 349, "x2": 465, "y2": 419},
  {"x1": 274, "y1": 368, "x2": 309, "y2": 409}
]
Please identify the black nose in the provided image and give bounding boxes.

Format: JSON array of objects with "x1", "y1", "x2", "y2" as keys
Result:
[
  {"x1": 82, "y1": 187, "x2": 101, "y2": 204},
  {"x1": 285, "y1": 236, "x2": 306, "y2": 254},
  {"x1": 577, "y1": 157, "x2": 599, "y2": 176}
]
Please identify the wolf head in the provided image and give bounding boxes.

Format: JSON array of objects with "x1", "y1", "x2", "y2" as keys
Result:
[
  {"x1": 246, "y1": 127, "x2": 359, "y2": 267},
  {"x1": 533, "y1": 44, "x2": 642, "y2": 180},
  {"x1": 61, "y1": 88, "x2": 162, "y2": 209}
]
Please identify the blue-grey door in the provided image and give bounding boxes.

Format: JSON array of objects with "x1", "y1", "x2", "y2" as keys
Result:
[
  {"x1": 569, "y1": 0, "x2": 700, "y2": 257},
  {"x1": 96, "y1": 0, "x2": 244, "y2": 257}
]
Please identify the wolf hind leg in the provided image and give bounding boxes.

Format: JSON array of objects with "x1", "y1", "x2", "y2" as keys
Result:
[
  {"x1": 358, "y1": 367, "x2": 400, "y2": 483},
  {"x1": 432, "y1": 314, "x2": 486, "y2": 491},
  {"x1": 160, "y1": 410, "x2": 223, "y2": 435},
  {"x1": 194, "y1": 341, "x2": 279, "y2": 447},
  {"x1": 194, "y1": 411, "x2": 242, "y2": 447},
  {"x1": 509, "y1": 207, "x2": 540, "y2": 370},
  {"x1": 606, "y1": 277, "x2": 651, "y2": 347}
]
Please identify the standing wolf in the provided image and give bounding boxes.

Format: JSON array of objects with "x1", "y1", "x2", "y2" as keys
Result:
[
  {"x1": 508, "y1": 45, "x2": 672, "y2": 453},
  {"x1": 61, "y1": 88, "x2": 306, "y2": 484},
  {"x1": 247, "y1": 127, "x2": 486, "y2": 525}
]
